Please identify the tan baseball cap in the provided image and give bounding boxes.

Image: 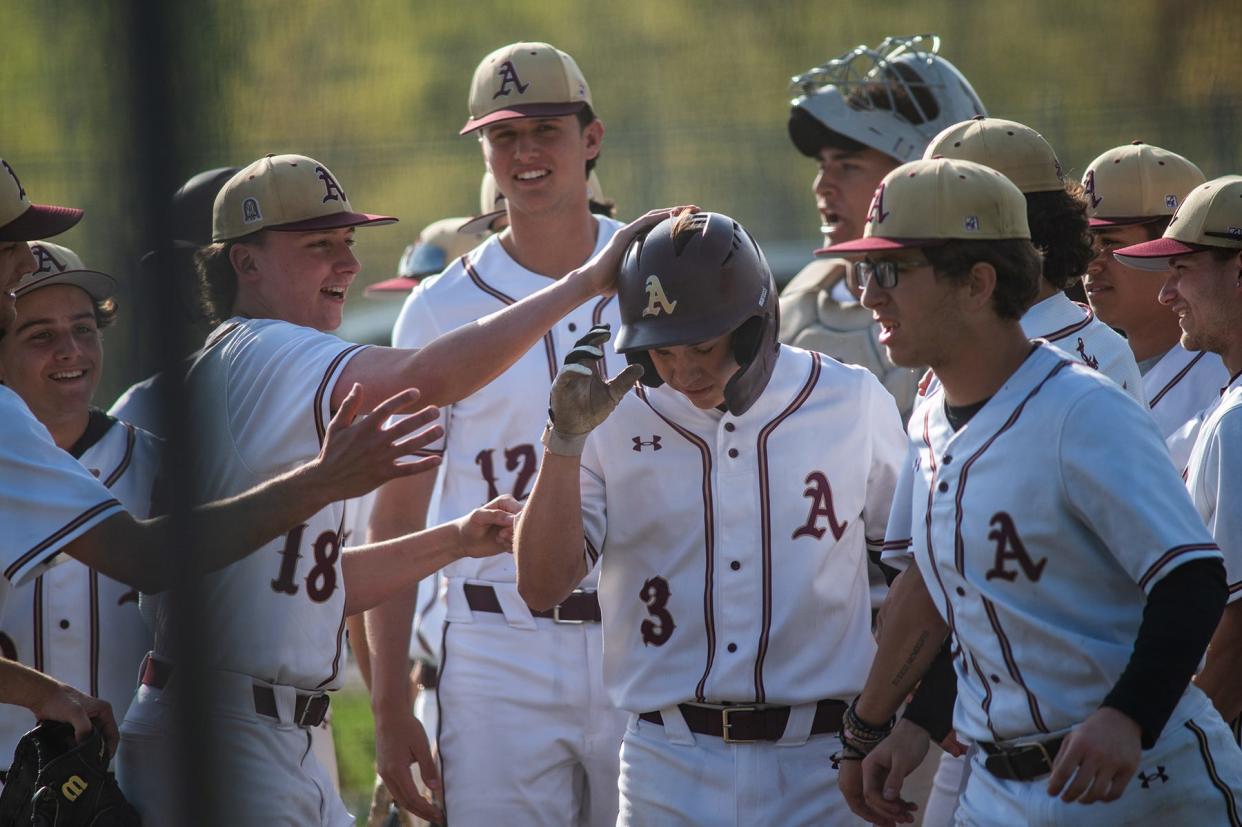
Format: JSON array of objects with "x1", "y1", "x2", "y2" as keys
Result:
[
  {"x1": 1113, "y1": 175, "x2": 1242, "y2": 270},
  {"x1": 366, "y1": 217, "x2": 489, "y2": 296},
  {"x1": 16, "y1": 241, "x2": 116, "y2": 301},
  {"x1": 1082, "y1": 141, "x2": 1205, "y2": 227},
  {"x1": 212, "y1": 154, "x2": 397, "y2": 242},
  {"x1": 0, "y1": 159, "x2": 83, "y2": 242},
  {"x1": 924, "y1": 117, "x2": 1064, "y2": 193},
  {"x1": 458, "y1": 172, "x2": 507, "y2": 235},
  {"x1": 460, "y1": 42, "x2": 592, "y2": 135},
  {"x1": 826, "y1": 157, "x2": 1030, "y2": 254}
]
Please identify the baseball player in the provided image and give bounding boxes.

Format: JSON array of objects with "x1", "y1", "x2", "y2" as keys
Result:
[
  {"x1": 514, "y1": 209, "x2": 906, "y2": 826},
  {"x1": 114, "y1": 151, "x2": 672, "y2": 826},
  {"x1": 0, "y1": 241, "x2": 158, "y2": 774},
  {"x1": 361, "y1": 42, "x2": 634, "y2": 826},
  {"x1": 1113, "y1": 174, "x2": 1242, "y2": 738},
  {"x1": 0, "y1": 158, "x2": 437, "y2": 758},
  {"x1": 922, "y1": 117, "x2": 1145, "y2": 404},
  {"x1": 780, "y1": 34, "x2": 986, "y2": 418},
  {"x1": 1083, "y1": 143, "x2": 1228, "y2": 466},
  {"x1": 826, "y1": 158, "x2": 1242, "y2": 826}
]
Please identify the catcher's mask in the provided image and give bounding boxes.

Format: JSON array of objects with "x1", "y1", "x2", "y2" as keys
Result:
[
  {"x1": 788, "y1": 34, "x2": 986, "y2": 163},
  {"x1": 614, "y1": 211, "x2": 778, "y2": 416}
]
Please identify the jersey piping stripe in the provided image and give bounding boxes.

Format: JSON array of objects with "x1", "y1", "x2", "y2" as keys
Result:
[
  {"x1": 1149, "y1": 351, "x2": 1208, "y2": 409},
  {"x1": 980, "y1": 596, "x2": 1049, "y2": 733},
  {"x1": 436, "y1": 621, "x2": 452, "y2": 824},
  {"x1": 881, "y1": 538, "x2": 912, "y2": 552},
  {"x1": 967, "y1": 650, "x2": 1001, "y2": 741},
  {"x1": 6, "y1": 499, "x2": 122, "y2": 583},
  {"x1": 32, "y1": 578, "x2": 44, "y2": 672},
  {"x1": 202, "y1": 321, "x2": 242, "y2": 353},
  {"x1": 313, "y1": 344, "x2": 368, "y2": 447},
  {"x1": 316, "y1": 508, "x2": 351, "y2": 690},
  {"x1": 89, "y1": 571, "x2": 100, "y2": 696},
  {"x1": 1138, "y1": 543, "x2": 1221, "y2": 592},
  {"x1": 591, "y1": 295, "x2": 613, "y2": 377},
  {"x1": 753, "y1": 352, "x2": 821, "y2": 703},
  {"x1": 637, "y1": 385, "x2": 717, "y2": 702},
  {"x1": 584, "y1": 536, "x2": 601, "y2": 566},
  {"x1": 464, "y1": 258, "x2": 559, "y2": 382},
  {"x1": 1185, "y1": 719, "x2": 1242, "y2": 826},
  {"x1": 1040, "y1": 303, "x2": 1094, "y2": 342},
  {"x1": 101, "y1": 423, "x2": 136, "y2": 487}
]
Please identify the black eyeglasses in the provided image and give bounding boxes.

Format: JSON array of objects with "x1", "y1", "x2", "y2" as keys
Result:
[{"x1": 851, "y1": 257, "x2": 931, "y2": 291}]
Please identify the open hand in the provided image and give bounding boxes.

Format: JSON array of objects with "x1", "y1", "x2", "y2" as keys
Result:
[
  {"x1": 373, "y1": 708, "x2": 442, "y2": 823},
  {"x1": 1047, "y1": 706, "x2": 1141, "y2": 804},
  {"x1": 577, "y1": 206, "x2": 699, "y2": 295}
]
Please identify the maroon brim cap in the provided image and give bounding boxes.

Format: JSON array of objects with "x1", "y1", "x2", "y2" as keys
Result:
[
  {"x1": 459, "y1": 101, "x2": 588, "y2": 135},
  {"x1": 0, "y1": 204, "x2": 84, "y2": 242},
  {"x1": 816, "y1": 236, "x2": 946, "y2": 256},
  {"x1": 1112, "y1": 236, "x2": 1208, "y2": 272},
  {"x1": 266, "y1": 211, "x2": 398, "y2": 234},
  {"x1": 365, "y1": 276, "x2": 420, "y2": 297},
  {"x1": 458, "y1": 209, "x2": 506, "y2": 235},
  {"x1": 1088, "y1": 215, "x2": 1161, "y2": 228}
]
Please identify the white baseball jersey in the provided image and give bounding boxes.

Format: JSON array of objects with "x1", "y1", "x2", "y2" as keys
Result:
[
  {"x1": 1144, "y1": 347, "x2": 1230, "y2": 470},
  {"x1": 1184, "y1": 370, "x2": 1242, "y2": 602},
  {"x1": 150, "y1": 317, "x2": 369, "y2": 690},
  {"x1": 108, "y1": 370, "x2": 169, "y2": 433},
  {"x1": 1021, "y1": 292, "x2": 1145, "y2": 404},
  {"x1": 0, "y1": 386, "x2": 124, "y2": 608},
  {"x1": 393, "y1": 216, "x2": 625, "y2": 591},
  {"x1": 0, "y1": 411, "x2": 158, "y2": 755},
  {"x1": 579, "y1": 345, "x2": 906, "y2": 713},
  {"x1": 888, "y1": 344, "x2": 1219, "y2": 744}
]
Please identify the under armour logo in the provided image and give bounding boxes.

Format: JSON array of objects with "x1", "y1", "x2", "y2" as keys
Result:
[
  {"x1": 1083, "y1": 170, "x2": 1102, "y2": 209},
  {"x1": 642, "y1": 275, "x2": 677, "y2": 317},
  {"x1": 792, "y1": 471, "x2": 849, "y2": 542},
  {"x1": 2, "y1": 160, "x2": 25, "y2": 199},
  {"x1": 632, "y1": 435, "x2": 662, "y2": 452},
  {"x1": 31, "y1": 244, "x2": 66, "y2": 275},
  {"x1": 865, "y1": 182, "x2": 890, "y2": 225},
  {"x1": 1075, "y1": 337, "x2": 1099, "y2": 370},
  {"x1": 1138, "y1": 766, "x2": 1169, "y2": 788},
  {"x1": 984, "y1": 512, "x2": 1047, "y2": 582},
  {"x1": 316, "y1": 165, "x2": 347, "y2": 204},
  {"x1": 242, "y1": 196, "x2": 262, "y2": 224},
  {"x1": 492, "y1": 60, "x2": 530, "y2": 98}
]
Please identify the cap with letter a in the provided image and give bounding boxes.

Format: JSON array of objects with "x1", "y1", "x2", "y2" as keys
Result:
[
  {"x1": 366, "y1": 217, "x2": 489, "y2": 296},
  {"x1": 16, "y1": 240, "x2": 116, "y2": 301},
  {"x1": 1082, "y1": 141, "x2": 1205, "y2": 228},
  {"x1": 825, "y1": 157, "x2": 1030, "y2": 254},
  {"x1": 0, "y1": 158, "x2": 83, "y2": 242},
  {"x1": 460, "y1": 42, "x2": 592, "y2": 135},
  {"x1": 1113, "y1": 175, "x2": 1242, "y2": 270},
  {"x1": 212, "y1": 154, "x2": 397, "y2": 243},
  {"x1": 924, "y1": 117, "x2": 1065, "y2": 194}
]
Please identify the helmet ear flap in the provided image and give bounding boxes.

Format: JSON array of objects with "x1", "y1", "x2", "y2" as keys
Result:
[
  {"x1": 731, "y1": 316, "x2": 764, "y2": 367},
  {"x1": 626, "y1": 350, "x2": 662, "y2": 387}
]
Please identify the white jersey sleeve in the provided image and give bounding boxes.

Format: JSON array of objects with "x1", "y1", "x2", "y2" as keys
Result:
[
  {"x1": 0, "y1": 388, "x2": 123, "y2": 591},
  {"x1": 1059, "y1": 384, "x2": 1221, "y2": 593},
  {"x1": 1184, "y1": 380, "x2": 1242, "y2": 602},
  {"x1": 391, "y1": 279, "x2": 449, "y2": 457}
]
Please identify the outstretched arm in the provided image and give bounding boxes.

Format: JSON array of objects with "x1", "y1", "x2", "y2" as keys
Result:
[{"x1": 63, "y1": 386, "x2": 441, "y2": 593}]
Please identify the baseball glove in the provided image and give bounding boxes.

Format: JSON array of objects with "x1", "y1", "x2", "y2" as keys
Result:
[{"x1": 0, "y1": 721, "x2": 140, "y2": 826}]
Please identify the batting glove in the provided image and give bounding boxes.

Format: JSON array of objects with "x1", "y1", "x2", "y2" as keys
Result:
[{"x1": 542, "y1": 324, "x2": 644, "y2": 456}]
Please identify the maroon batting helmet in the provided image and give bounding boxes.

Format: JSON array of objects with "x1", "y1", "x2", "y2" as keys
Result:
[{"x1": 614, "y1": 211, "x2": 779, "y2": 415}]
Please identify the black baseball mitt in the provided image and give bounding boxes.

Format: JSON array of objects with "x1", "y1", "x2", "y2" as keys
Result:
[{"x1": 0, "y1": 721, "x2": 140, "y2": 826}]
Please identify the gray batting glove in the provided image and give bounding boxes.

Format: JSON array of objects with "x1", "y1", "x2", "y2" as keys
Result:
[{"x1": 542, "y1": 324, "x2": 644, "y2": 456}]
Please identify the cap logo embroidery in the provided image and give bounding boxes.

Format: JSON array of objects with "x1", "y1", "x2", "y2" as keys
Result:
[
  {"x1": 316, "y1": 166, "x2": 347, "y2": 204},
  {"x1": 642, "y1": 275, "x2": 677, "y2": 318},
  {"x1": 964, "y1": 216, "x2": 979, "y2": 231},
  {"x1": 2, "y1": 160, "x2": 25, "y2": 200},
  {"x1": 31, "y1": 244, "x2": 66, "y2": 274},
  {"x1": 242, "y1": 197, "x2": 262, "y2": 224},
  {"x1": 1083, "y1": 170, "x2": 1102, "y2": 208},
  {"x1": 865, "y1": 182, "x2": 890, "y2": 226},
  {"x1": 1229, "y1": 226, "x2": 1242, "y2": 239},
  {"x1": 493, "y1": 61, "x2": 530, "y2": 98},
  {"x1": 1165, "y1": 195, "x2": 1178, "y2": 209}
]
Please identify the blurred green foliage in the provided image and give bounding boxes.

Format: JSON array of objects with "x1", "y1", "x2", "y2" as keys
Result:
[{"x1": 2, "y1": 0, "x2": 1239, "y2": 404}]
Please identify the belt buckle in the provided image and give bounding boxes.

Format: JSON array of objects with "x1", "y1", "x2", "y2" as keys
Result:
[
  {"x1": 1025, "y1": 740, "x2": 1055, "y2": 775},
  {"x1": 296, "y1": 694, "x2": 328, "y2": 728},
  {"x1": 552, "y1": 592, "x2": 586, "y2": 624},
  {"x1": 720, "y1": 706, "x2": 758, "y2": 744}
]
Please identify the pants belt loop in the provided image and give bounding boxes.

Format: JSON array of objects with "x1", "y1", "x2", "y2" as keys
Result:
[
  {"x1": 776, "y1": 701, "x2": 816, "y2": 746},
  {"x1": 656, "y1": 704, "x2": 696, "y2": 746}
]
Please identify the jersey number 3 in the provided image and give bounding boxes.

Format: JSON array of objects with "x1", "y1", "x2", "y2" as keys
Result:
[
  {"x1": 639, "y1": 576, "x2": 676, "y2": 647},
  {"x1": 271, "y1": 524, "x2": 340, "y2": 602}
]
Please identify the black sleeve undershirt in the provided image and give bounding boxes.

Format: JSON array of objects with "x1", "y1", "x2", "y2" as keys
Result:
[{"x1": 903, "y1": 558, "x2": 1227, "y2": 749}]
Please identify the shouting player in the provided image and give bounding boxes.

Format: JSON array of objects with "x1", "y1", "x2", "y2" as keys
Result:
[
  {"x1": 516, "y1": 210, "x2": 907, "y2": 826},
  {"x1": 364, "y1": 43, "x2": 632, "y2": 826},
  {"x1": 830, "y1": 158, "x2": 1242, "y2": 825}
]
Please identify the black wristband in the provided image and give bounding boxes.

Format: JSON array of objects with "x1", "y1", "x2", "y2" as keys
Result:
[{"x1": 902, "y1": 638, "x2": 956, "y2": 742}]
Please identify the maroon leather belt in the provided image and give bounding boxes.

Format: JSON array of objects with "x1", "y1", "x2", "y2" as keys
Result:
[
  {"x1": 980, "y1": 736, "x2": 1066, "y2": 781},
  {"x1": 463, "y1": 583, "x2": 601, "y2": 623},
  {"x1": 139, "y1": 654, "x2": 330, "y2": 728},
  {"x1": 639, "y1": 699, "x2": 847, "y2": 744}
]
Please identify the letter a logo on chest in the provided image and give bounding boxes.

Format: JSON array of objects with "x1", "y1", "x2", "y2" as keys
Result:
[
  {"x1": 984, "y1": 511, "x2": 1047, "y2": 582},
  {"x1": 792, "y1": 471, "x2": 849, "y2": 541}
]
